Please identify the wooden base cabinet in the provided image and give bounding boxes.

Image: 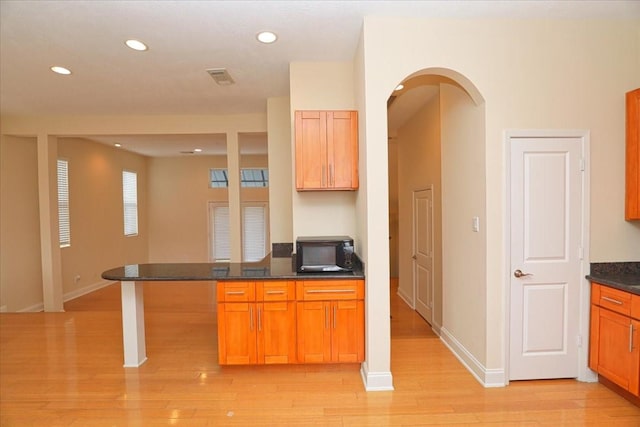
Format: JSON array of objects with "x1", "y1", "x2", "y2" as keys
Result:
[
  {"x1": 589, "y1": 283, "x2": 640, "y2": 396},
  {"x1": 296, "y1": 280, "x2": 365, "y2": 363},
  {"x1": 217, "y1": 281, "x2": 296, "y2": 365}
]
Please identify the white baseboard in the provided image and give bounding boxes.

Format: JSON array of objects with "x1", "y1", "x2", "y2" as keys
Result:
[
  {"x1": 19, "y1": 301, "x2": 45, "y2": 313},
  {"x1": 396, "y1": 287, "x2": 414, "y2": 309},
  {"x1": 13, "y1": 279, "x2": 115, "y2": 312},
  {"x1": 360, "y1": 362, "x2": 394, "y2": 391},
  {"x1": 64, "y1": 279, "x2": 115, "y2": 303},
  {"x1": 440, "y1": 327, "x2": 506, "y2": 388}
]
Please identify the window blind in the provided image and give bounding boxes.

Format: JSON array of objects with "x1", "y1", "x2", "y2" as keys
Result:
[
  {"x1": 57, "y1": 159, "x2": 70, "y2": 247},
  {"x1": 243, "y1": 205, "x2": 266, "y2": 262},
  {"x1": 122, "y1": 171, "x2": 138, "y2": 236},
  {"x1": 213, "y1": 205, "x2": 230, "y2": 261}
]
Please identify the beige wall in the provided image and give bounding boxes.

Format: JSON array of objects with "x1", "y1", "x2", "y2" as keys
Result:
[
  {"x1": 1, "y1": 113, "x2": 267, "y2": 310},
  {"x1": 58, "y1": 137, "x2": 149, "y2": 296},
  {"x1": 440, "y1": 83, "x2": 487, "y2": 363},
  {"x1": 395, "y1": 94, "x2": 444, "y2": 331},
  {"x1": 267, "y1": 97, "x2": 293, "y2": 245},
  {"x1": 289, "y1": 62, "x2": 359, "y2": 241},
  {"x1": 147, "y1": 154, "x2": 268, "y2": 262},
  {"x1": 359, "y1": 17, "x2": 640, "y2": 384},
  {"x1": 0, "y1": 136, "x2": 43, "y2": 311}
]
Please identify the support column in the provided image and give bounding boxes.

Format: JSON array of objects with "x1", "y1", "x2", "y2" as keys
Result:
[
  {"x1": 37, "y1": 134, "x2": 64, "y2": 312},
  {"x1": 121, "y1": 281, "x2": 147, "y2": 367},
  {"x1": 226, "y1": 131, "x2": 242, "y2": 262}
]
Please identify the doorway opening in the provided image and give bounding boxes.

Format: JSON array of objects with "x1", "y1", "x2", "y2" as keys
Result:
[{"x1": 386, "y1": 68, "x2": 486, "y2": 355}]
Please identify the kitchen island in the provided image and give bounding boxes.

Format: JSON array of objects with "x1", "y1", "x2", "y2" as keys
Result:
[{"x1": 102, "y1": 254, "x2": 364, "y2": 367}]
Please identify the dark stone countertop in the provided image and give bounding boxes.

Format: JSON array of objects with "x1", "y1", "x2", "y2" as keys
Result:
[
  {"x1": 586, "y1": 262, "x2": 640, "y2": 296},
  {"x1": 101, "y1": 254, "x2": 364, "y2": 282}
]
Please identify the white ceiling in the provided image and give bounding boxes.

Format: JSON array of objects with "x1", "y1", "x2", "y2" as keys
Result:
[{"x1": 2, "y1": 0, "x2": 638, "y2": 156}]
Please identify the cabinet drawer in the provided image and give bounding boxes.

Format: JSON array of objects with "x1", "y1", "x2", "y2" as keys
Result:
[
  {"x1": 217, "y1": 281, "x2": 255, "y2": 302},
  {"x1": 297, "y1": 280, "x2": 364, "y2": 301},
  {"x1": 257, "y1": 281, "x2": 295, "y2": 302},
  {"x1": 597, "y1": 284, "x2": 632, "y2": 316}
]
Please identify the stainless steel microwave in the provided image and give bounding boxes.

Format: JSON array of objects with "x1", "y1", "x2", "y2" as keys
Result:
[{"x1": 295, "y1": 236, "x2": 354, "y2": 273}]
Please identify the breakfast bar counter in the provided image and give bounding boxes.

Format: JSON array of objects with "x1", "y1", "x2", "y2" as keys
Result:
[{"x1": 102, "y1": 254, "x2": 364, "y2": 367}]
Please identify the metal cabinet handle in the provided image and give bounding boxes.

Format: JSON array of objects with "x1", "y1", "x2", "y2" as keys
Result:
[
  {"x1": 249, "y1": 306, "x2": 254, "y2": 331},
  {"x1": 330, "y1": 164, "x2": 334, "y2": 186},
  {"x1": 630, "y1": 324, "x2": 634, "y2": 353},
  {"x1": 325, "y1": 305, "x2": 329, "y2": 329},
  {"x1": 266, "y1": 290, "x2": 285, "y2": 295},
  {"x1": 307, "y1": 289, "x2": 355, "y2": 294},
  {"x1": 514, "y1": 269, "x2": 533, "y2": 278},
  {"x1": 333, "y1": 305, "x2": 337, "y2": 329},
  {"x1": 602, "y1": 296, "x2": 623, "y2": 305}
]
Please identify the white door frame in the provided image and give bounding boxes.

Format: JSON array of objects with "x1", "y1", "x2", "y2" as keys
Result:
[{"x1": 504, "y1": 129, "x2": 595, "y2": 384}]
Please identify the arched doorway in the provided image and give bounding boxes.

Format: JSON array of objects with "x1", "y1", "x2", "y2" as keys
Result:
[{"x1": 387, "y1": 68, "x2": 486, "y2": 345}]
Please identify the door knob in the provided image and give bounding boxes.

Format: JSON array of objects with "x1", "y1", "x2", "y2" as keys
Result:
[
  {"x1": 514, "y1": 269, "x2": 532, "y2": 278},
  {"x1": 412, "y1": 255, "x2": 417, "y2": 260}
]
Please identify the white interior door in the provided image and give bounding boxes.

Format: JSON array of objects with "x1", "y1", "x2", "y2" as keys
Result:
[
  {"x1": 413, "y1": 188, "x2": 434, "y2": 324},
  {"x1": 509, "y1": 135, "x2": 584, "y2": 380}
]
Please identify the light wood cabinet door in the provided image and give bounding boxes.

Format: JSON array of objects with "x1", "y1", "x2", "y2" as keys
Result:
[
  {"x1": 296, "y1": 279, "x2": 365, "y2": 363},
  {"x1": 332, "y1": 299, "x2": 365, "y2": 363},
  {"x1": 218, "y1": 281, "x2": 297, "y2": 365},
  {"x1": 257, "y1": 301, "x2": 297, "y2": 364},
  {"x1": 591, "y1": 305, "x2": 640, "y2": 395},
  {"x1": 296, "y1": 301, "x2": 331, "y2": 363},
  {"x1": 626, "y1": 88, "x2": 640, "y2": 220},
  {"x1": 295, "y1": 110, "x2": 358, "y2": 191},
  {"x1": 217, "y1": 302, "x2": 257, "y2": 365}
]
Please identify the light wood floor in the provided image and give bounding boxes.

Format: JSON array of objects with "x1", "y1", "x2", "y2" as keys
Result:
[{"x1": 1, "y1": 280, "x2": 639, "y2": 426}]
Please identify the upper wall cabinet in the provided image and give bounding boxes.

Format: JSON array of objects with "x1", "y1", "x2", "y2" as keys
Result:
[
  {"x1": 626, "y1": 88, "x2": 640, "y2": 220},
  {"x1": 295, "y1": 110, "x2": 359, "y2": 191}
]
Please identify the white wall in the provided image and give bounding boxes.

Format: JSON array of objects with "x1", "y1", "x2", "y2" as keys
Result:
[
  {"x1": 289, "y1": 62, "x2": 359, "y2": 241},
  {"x1": 359, "y1": 17, "x2": 640, "y2": 381}
]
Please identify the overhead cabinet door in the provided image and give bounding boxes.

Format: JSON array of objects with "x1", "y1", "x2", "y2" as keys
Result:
[{"x1": 295, "y1": 110, "x2": 358, "y2": 191}]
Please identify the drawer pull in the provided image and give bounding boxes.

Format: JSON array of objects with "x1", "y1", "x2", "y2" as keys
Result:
[
  {"x1": 307, "y1": 289, "x2": 355, "y2": 294},
  {"x1": 226, "y1": 291, "x2": 245, "y2": 295},
  {"x1": 266, "y1": 290, "x2": 285, "y2": 295},
  {"x1": 601, "y1": 296, "x2": 623, "y2": 305}
]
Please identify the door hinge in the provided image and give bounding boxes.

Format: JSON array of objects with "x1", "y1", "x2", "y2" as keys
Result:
[
  {"x1": 578, "y1": 246, "x2": 584, "y2": 260},
  {"x1": 576, "y1": 335, "x2": 583, "y2": 348},
  {"x1": 580, "y1": 158, "x2": 585, "y2": 171}
]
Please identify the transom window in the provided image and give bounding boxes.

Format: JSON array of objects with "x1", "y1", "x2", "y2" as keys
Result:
[{"x1": 209, "y1": 168, "x2": 268, "y2": 188}]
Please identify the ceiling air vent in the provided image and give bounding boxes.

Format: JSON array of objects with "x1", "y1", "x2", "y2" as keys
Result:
[{"x1": 206, "y1": 68, "x2": 235, "y2": 86}]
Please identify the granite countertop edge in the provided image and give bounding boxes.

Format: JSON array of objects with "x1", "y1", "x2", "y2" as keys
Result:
[
  {"x1": 102, "y1": 254, "x2": 365, "y2": 282},
  {"x1": 586, "y1": 274, "x2": 640, "y2": 296}
]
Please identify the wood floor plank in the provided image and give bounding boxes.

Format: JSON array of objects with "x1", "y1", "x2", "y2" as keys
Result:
[{"x1": 2, "y1": 279, "x2": 639, "y2": 425}]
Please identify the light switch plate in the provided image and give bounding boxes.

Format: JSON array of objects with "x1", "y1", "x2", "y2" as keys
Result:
[{"x1": 472, "y1": 216, "x2": 480, "y2": 232}]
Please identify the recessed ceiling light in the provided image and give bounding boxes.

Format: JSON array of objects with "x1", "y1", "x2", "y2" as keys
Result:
[
  {"x1": 395, "y1": 84, "x2": 404, "y2": 91},
  {"x1": 125, "y1": 39, "x2": 148, "y2": 51},
  {"x1": 114, "y1": 143, "x2": 122, "y2": 148},
  {"x1": 194, "y1": 148, "x2": 203, "y2": 153},
  {"x1": 256, "y1": 31, "x2": 277, "y2": 44},
  {"x1": 51, "y1": 66, "x2": 72, "y2": 75}
]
